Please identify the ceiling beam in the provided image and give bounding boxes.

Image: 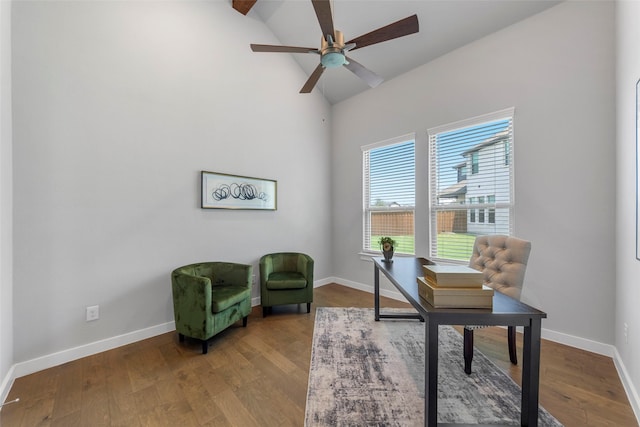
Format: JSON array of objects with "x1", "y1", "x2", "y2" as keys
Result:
[{"x1": 232, "y1": 0, "x2": 257, "y2": 16}]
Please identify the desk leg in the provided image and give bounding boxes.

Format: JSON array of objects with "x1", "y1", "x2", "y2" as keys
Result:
[
  {"x1": 424, "y1": 319, "x2": 438, "y2": 426},
  {"x1": 521, "y1": 318, "x2": 541, "y2": 427},
  {"x1": 374, "y1": 265, "x2": 380, "y2": 321}
]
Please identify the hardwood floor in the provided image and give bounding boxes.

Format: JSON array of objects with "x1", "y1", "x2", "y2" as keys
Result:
[{"x1": 1, "y1": 283, "x2": 637, "y2": 426}]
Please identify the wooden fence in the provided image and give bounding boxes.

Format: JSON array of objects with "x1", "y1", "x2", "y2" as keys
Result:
[
  {"x1": 371, "y1": 210, "x2": 467, "y2": 235},
  {"x1": 436, "y1": 210, "x2": 468, "y2": 233},
  {"x1": 371, "y1": 211, "x2": 414, "y2": 236}
]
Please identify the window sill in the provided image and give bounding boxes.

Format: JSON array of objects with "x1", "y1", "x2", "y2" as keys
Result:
[{"x1": 358, "y1": 252, "x2": 415, "y2": 262}]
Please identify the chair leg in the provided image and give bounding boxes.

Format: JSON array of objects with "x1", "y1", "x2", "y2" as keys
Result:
[
  {"x1": 178, "y1": 333, "x2": 184, "y2": 342},
  {"x1": 202, "y1": 339, "x2": 208, "y2": 355},
  {"x1": 263, "y1": 307, "x2": 268, "y2": 318},
  {"x1": 307, "y1": 302, "x2": 311, "y2": 313},
  {"x1": 508, "y1": 326, "x2": 517, "y2": 365},
  {"x1": 464, "y1": 328, "x2": 474, "y2": 375},
  {"x1": 242, "y1": 316, "x2": 248, "y2": 327}
]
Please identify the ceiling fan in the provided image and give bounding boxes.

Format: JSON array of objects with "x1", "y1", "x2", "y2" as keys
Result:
[{"x1": 250, "y1": 0, "x2": 419, "y2": 93}]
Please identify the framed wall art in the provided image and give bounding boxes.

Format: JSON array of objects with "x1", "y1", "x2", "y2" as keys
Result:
[{"x1": 201, "y1": 171, "x2": 277, "y2": 210}]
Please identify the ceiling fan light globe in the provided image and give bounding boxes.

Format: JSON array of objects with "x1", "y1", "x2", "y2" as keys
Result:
[{"x1": 321, "y1": 52, "x2": 346, "y2": 68}]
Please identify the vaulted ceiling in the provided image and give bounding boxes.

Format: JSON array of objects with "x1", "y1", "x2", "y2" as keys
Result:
[{"x1": 234, "y1": 0, "x2": 561, "y2": 104}]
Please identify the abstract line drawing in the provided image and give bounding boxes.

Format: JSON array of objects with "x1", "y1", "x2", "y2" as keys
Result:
[{"x1": 211, "y1": 183, "x2": 268, "y2": 202}]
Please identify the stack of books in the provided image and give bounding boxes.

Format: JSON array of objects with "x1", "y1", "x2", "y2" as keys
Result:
[{"x1": 417, "y1": 264, "x2": 494, "y2": 309}]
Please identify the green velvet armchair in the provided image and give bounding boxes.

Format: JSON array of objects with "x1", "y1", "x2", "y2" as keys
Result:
[
  {"x1": 259, "y1": 252, "x2": 314, "y2": 317},
  {"x1": 171, "y1": 262, "x2": 252, "y2": 354}
]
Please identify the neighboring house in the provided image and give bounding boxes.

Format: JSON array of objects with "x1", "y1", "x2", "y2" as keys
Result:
[{"x1": 438, "y1": 130, "x2": 510, "y2": 235}]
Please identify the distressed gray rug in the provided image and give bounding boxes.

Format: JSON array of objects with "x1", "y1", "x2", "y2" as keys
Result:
[{"x1": 305, "y1": 307, "x2": 563, "y2": 426}]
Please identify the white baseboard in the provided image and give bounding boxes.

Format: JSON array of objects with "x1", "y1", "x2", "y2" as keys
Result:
[
  {"x1": 331, "y1": 277, "x2": 411, "y2": 304},
  {"x1": 0, "y1": 321, "x2": 175, "y2": 408},
  {"x1": 613, "y1": 347, "x2": 640, "y2": 423},
  {"x1": 314, "y1": 277, "x2": 334, "y2": 288},
  {"x1": 2, "y1": 277, "x2": 638, "y2": 427},
  {"x1": 0, "y1": 364, "x2": 15, "y2": 410},
  {"x1": 333, "y1": 277, "x2": 616, "y2": 357},
  {"x1": 5, "y1": 278, "x2": 332, "y2": 386},
  {"x1": 13, "y1": 321, "x2": 176, "y2": 380},
  {"x1": 331, "y1": 276, "x2": 639, "y2": 425},
  {"x1": 539, "y1": 327, "x2": 615, "y2": 357}
]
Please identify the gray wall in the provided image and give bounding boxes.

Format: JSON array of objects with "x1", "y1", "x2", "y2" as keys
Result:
[
  {"x1": 11, "y1": 1, "x2": 332, "y2": 362},
  {"x1": 616, "y1": 0, "x2": 640, "y2": 416},
  {"x1": 331, "y1": 1, "x2": 616, "y2": 345},
  {"x1": 0, "y1": 0, "x2": 13, "y2": 401}
]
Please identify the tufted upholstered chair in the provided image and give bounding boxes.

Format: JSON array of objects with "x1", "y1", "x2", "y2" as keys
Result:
[
  {"x1": 260, "y1": 252, "x2": 314, "y2": 317},
  {"x1": 464, "y1": 235, "x2": 531, "y2": 374},
  {"x1": 171, "y1": 262, "x2": 252, "y2": 354}
]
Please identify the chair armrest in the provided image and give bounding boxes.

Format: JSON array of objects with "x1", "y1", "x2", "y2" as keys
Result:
[
  {"x1": 237, "y1": 264, "x2": 253, "y2": 290},
  {"x1": 171, "y1": 272, "x2": 212, "y2": 338},
  {"x1": 259, "y1": 256, "x2": 273, "y2": 289},
  {"x1": 298, "y1": 254, "x2": 314, "y2": 284},
  {"x1": 172, "y1": 272, "x2": 212, "y2": 310}
]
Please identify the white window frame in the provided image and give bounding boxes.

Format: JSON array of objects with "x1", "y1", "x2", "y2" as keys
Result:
[
  {"x1": 427, "y1": 108, "x2": 514, "y2": 263},
  {"x1": 362, "y1": 133, "x2": 416, "y2": 255}
]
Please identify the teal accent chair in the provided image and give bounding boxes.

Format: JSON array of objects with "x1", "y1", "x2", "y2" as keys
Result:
[
  {"x1": 171, "y1": 262, "x2": 252, "y2": 354},
  {"x1": 259, "y1": 252, "x2": 314, "y2": 317}
]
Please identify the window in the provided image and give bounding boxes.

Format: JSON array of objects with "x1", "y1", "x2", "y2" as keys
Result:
[
  {"x1": 469, "y1": 197, "x2": 475, "y2": 223},
  {"x1": 471, "y1": 152, "x2": 479, "y2": 174},
  {"x1": 478, "y1": 196, "x2": 485, "y2": 223},
  {"x1": 505, "y1": 141, "x2": 510, "y2": 165},
  {"x1": 457, "y1": 164, "x2": 467, "y2": 182},
  {"x1": 428, "y1": 108, "x2": 514, "y2": 262},
  {"x1": 363, "y1": 135, "x2": 415, "y2": 255},
  {"x1": 488, "y1": 195, "x2": 496, "y2": 223}
]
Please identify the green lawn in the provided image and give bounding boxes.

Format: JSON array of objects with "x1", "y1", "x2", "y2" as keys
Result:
[{"x1": 436, "y1": 233, "x2": 476, "y2": 261}]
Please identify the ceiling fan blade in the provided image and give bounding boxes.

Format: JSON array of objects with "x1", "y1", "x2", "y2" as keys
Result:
[
  {"x1": 300, "y1": 64, "x2": 326, "y2": 93},
  {"x1": 232, "y1": 0, "x2": 257, "y2": 15},
  {"x1": 344, "y1": 57, "x2": 384, "y2": 88},
  {"x1": 312, "y1": 0, "x2": 335, "y2": 42},
  {"x1": 346, "y1": 14, "x2": 419, "y2": 51},
  {"x1": 251, "y1": 44, "x2": 319, "y2": 54}
]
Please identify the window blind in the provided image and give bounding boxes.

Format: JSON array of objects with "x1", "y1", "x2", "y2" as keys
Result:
[
  {"x1": 428, "y1": 109, "x2": 514, "y2": 262},
  {"x1": 363, "y1": 137, "x2": 415, "y2": 254}
]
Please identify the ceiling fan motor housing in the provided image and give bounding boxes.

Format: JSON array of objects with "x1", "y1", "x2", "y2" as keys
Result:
[{"x1": 321, "y1": 30, "x2": 346, "y2": 68}]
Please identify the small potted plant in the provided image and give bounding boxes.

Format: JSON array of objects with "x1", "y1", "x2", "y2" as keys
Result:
[{"x1": 378, "y1": 236, "x2": 397, "y2": 262}]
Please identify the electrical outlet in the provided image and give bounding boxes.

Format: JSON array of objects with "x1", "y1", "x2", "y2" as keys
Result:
[
  {"x1": 252, "y1": 274, "x2": 257, "y2": 286},
  {"x1": 86, "y1": 305, "x2": 99, "y2": 322},
  {"x1": 624, "y1": 323, "x2": 628, "y2": 343}
]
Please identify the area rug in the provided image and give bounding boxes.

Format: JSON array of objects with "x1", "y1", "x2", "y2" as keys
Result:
[{"x1": 305, "y1": 307, "x2": 563, "y2": 426}]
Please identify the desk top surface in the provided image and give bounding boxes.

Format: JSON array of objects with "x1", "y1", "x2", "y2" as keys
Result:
[{"x1": 373, "y1": 256, "x2": 547, "y2": 324}]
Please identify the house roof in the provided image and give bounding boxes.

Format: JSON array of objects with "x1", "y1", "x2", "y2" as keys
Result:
[
  {"x1": 462, "y1": 129, "x2": 509, "y2": 156},
  {"x1": 438, "y1": 180, "x2": 467, "y2": 199}
]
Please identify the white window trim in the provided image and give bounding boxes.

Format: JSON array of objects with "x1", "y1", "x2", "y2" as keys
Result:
[
  {"x1": 427, "y1": 107, "x2": 515, "y2": 135},
  {"x1": 361, "y1": 133, "x2": 416, "y2": 152}
]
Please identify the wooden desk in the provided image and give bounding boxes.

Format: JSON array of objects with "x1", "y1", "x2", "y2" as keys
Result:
[{"x1": 373, "y1": 256, "x2": 547, "y2": 427}]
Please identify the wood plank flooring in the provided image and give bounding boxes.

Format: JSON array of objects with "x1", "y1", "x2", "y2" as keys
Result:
[{"x1": 1, "y1": 283, "x2": 637, "y2": 426}]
